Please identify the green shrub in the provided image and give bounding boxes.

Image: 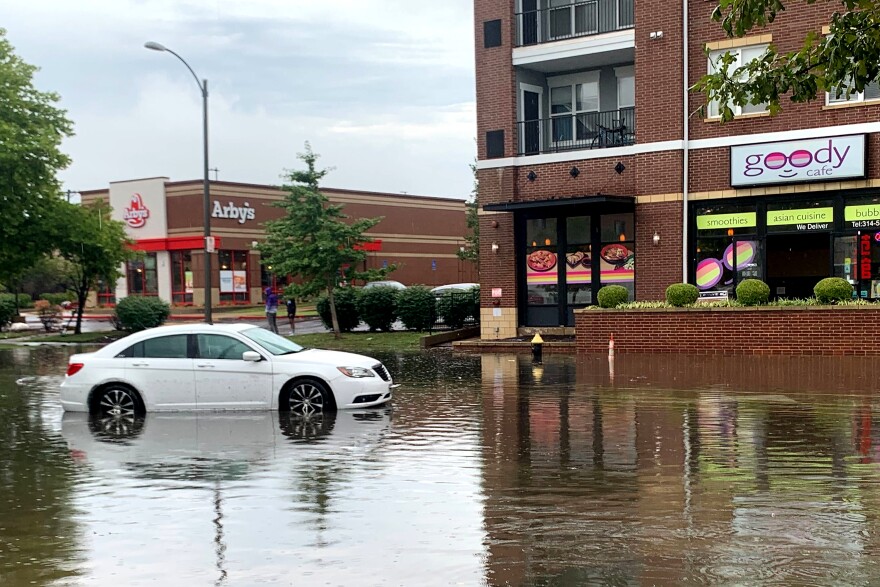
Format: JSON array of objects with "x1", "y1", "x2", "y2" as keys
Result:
[
  {"x1": 113, "y1": 296, "x2": 171, "y2": 332},
  {"x1": 40, "y1": 292, "x2": 75, "y2": 306},
  {"x1": 437, "y1": 288, "x2": 480, "y2": 329},
  {"x1": 357, "y1": 286, "x2": 398, "y2": 331},
  {"x1": 735, "y1": 279, "x2": 770, "y2": 306},
  {"x1": 0, "y1": 298, "x2": 16, "y2": 330},
  {"x1": 597, "y1": 285, "x2": 629, "y2": 308},
  {"x1": 814, "y1": 277, "x2": 853, "y2": 304},
  {"x1": 665, "y1": 283, "x2": 699, "y2": 307},
  {"x1": 396, "y1": 286, "x2": 437, "y2": 331},
  {"x1": 316, "y1": 287, "x2": 361, "y2": 332},
  {"x1": 0, "y1": 293, "x2": 34, "y2": 309}
]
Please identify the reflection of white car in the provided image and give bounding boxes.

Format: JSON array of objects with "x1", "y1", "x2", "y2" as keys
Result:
[
  {"x1": 363, "y1": 280, "x2": 406, "y2": 290},
  {"x1": 60, "y1": 324, "x2": 394, "y2": 416},
  {"x1": 61, "y1": 409, "x2": 392, "y2": 476},
  {"x1": 430, "y1": 283, "x2": 479, "y2": 295}
]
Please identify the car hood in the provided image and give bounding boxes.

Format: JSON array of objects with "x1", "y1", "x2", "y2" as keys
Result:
[{"x1": 274, "y1": 348, "x2": 380, "y2": 368}]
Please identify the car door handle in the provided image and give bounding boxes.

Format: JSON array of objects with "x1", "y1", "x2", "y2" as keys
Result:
[
  {"x1": 196, "y1": 363, "x2": 215, "y2": 369},
  {"x1": 131, "y1": 362, "x2": 149, "y2": 367}
]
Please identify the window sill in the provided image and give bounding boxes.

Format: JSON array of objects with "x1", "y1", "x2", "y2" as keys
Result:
[
  {"x1": 703, "y1": 111, "x2": 770, "y2": 123},
  {"x1": 822, "y1": 100, "x2": 880, "y2": 111}
]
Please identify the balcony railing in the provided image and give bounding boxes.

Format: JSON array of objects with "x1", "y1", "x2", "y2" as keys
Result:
[
  {"x1": 515, "y1": 0, "x2": 634, "y2": 47},
  {"x1": 516, "y1": 108, "x2": 635, "y2": 155}
]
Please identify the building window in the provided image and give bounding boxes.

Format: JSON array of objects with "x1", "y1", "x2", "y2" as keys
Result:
[
  {"x1": 127, "y1": 253, "x2": 159, "y2": 296},
  {"x1": 599, "y1": 213, "x2": 635, "y2": 301},
  {"x1": 171, "y1": 251, "x2": 193, "y2": 305},
  {"x1": 218, "y1": 250, "x2": 249, "y2": 304},
  {"x1": 827, "y1": 79, "x2": 880, "y2": 105},
  {"x1": 707, "y1": 44, "x2": 768, "y2": 118},
  {"x1": 96, "y1": 277, "x2": 116, "y2": 306},
  {"x1": 549, "y1": 71, "x2": 599, "y2": 146},
  {"x1": 525, "y1": 218, "x2": 558, "y2": 307}
]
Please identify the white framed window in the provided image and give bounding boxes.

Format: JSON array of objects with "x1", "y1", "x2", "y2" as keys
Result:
[
  {"x1": 827, "y1": 79, "x2": 880, "y2": 105},
  {"x1": 548, "y1": 71, "x2": 600, "y2": 145},
  {"x1": 615, "y1": 65, "x2": 634, "y2": 109},
  {"x1": 707, "y1": 44, "x2": 768, "y2": 118}
]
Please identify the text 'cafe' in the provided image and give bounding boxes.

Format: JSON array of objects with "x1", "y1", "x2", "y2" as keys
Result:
[{"x1": 691, "y1": 134, "x2": 880, "y2": 300}]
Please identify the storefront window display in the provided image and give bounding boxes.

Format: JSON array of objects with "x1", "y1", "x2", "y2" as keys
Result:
[
  {"x1": 599, "y1": 213, "x2": 635, "y2": 300},
  {"x1": 694, "y1": 203, "x2": 760, "y2": 297},
  {"x1": 171, "y1": 251, "x2": 193, "y2": 305},
  {"x1": 127, "y1": 253, "x2": 159, "y2": 296},
  {"x1": 526, "y1": 218, "x2": 558, "y2": 307},
  {"x1": 565, "y1": 216, "x2": 592, "y2": 306},
  {"x1": 218, "y1": 250, "x2": 249, "y2": 303}
]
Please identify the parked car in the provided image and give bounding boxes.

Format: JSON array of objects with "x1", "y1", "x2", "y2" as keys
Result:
[
  {"x1": 363, "y1": 280, "x2": 406, "y2": 290},
  {"x1": 430, "y1": 283, "x2": 479, "y2": 295},
  {"x1": 60, "y1": 324, "x2": 395, "y2": 417}
]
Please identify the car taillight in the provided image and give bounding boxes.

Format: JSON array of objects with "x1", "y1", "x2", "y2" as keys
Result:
[{"x1": 66, "y1": 363, "x2": 84, "y2": 377}]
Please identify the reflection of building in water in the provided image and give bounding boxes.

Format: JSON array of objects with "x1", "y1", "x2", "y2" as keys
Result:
[{"x1": 479, "y1": 354, "x2": 880, "y2": 585}]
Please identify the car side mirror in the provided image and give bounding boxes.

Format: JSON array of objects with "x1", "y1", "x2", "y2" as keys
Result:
[{"x1": 242, "y1": 351, "x2": 262, "y2": 362}]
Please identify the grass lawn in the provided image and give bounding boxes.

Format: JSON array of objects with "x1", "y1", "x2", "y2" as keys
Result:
[
  {"x1": 289, "y1": 331, "x2": 424, "y2": 352},
  {"x1": 1, "y1": 330, "x2": 39, "y2": 340},
  {"x1": 37, "y1": 331, "x2": 129, "y2": 344}
]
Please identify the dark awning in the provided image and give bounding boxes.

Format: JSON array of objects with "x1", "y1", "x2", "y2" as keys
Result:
[{"x1": 483, "y1": 194, "x2": 635, "y2": 212}]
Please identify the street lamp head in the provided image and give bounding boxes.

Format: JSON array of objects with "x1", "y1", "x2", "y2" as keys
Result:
[{"x1": 144, "y1": 41, "x2": 168, "y2": 52}]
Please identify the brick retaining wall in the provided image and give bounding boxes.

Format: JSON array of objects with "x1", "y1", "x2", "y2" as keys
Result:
[{"x1": 575, "y1": 307, "x2": 880, "y2": 356}]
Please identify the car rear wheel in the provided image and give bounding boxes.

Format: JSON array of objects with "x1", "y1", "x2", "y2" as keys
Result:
[
  {"x1": 96, "y1": 385, "x2": 144, "y2": 417},
  {"x1": 284, "y1": 378, "x2": 334, "y2": 416}
]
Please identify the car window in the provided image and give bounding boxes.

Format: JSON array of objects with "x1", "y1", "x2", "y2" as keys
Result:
[
  {"x1": 141, "y1": 335, "x2": 189, "y2": 359},
  {"x1": 241, "y1": 327, "x2": 303, "y2": 355},
  {"x1": 197, "y1": 334, "x2": 253, "y2": 360}
]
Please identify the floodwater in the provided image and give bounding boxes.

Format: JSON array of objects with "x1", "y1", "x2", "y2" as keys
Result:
[{"x1": 3, "y1": 347, "x2": 880, "y2": 586}]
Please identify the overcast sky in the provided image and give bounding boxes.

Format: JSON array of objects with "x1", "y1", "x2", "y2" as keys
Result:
[{"x1": 5, "y1": 0, "x2": 476, "y2": 199}]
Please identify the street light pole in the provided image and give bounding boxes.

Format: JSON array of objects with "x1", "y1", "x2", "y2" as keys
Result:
[{"x1": 144, "y1": 41, "x2": 213, "y2": 324}]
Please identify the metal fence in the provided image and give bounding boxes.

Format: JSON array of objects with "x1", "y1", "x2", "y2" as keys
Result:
[
  {"x1": 517, "y1": 107, "x2": 635, "y2": 156},
  {"x1": 432, "y1": 289, "x2": 480, "y2": 331},
  {"x1": 515, "y1": 0, "x2": 634, "y2": 47}
]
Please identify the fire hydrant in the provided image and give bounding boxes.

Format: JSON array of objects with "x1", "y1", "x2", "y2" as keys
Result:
[{"x1": 531, "y1": 333, "x2": 544, "y2": 363}]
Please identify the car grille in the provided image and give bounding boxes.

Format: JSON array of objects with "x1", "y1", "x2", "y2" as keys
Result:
[{"x1": 373, "y1": 363, "x2": 390, "y2": 381}]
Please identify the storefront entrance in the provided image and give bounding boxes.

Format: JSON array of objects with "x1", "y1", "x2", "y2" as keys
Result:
[{"x1": 765, "y1": 233, "x2": 831, "y2": 299}]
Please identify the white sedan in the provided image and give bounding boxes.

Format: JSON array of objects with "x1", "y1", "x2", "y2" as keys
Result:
[{"x1": 60, "y1": 324, "x2": 394, "y2": 416}]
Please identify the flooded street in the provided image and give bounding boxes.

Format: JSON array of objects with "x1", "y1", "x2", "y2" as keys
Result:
[{"x1": 3, "y1": 346, "x2": 880, "y2": 585}]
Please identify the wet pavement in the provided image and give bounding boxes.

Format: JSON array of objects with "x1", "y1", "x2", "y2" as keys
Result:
[{"x1": 3, "y1": 347, "x2": 880, "y2": 585}]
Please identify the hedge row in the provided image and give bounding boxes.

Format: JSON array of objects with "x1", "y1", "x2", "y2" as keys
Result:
[
  {"x1": 317, "y1": 286, "x2": 480, "y2": 332},
  {"x1": 595, "y1": 277, "x2": 856, "y2": 309}
]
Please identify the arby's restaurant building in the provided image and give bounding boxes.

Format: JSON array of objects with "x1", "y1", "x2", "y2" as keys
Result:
[{"x1": 80, "y1": 177, "x2": 475, "y2": 307}]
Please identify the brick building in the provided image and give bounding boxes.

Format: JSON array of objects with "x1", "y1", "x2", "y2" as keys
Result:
[
  {"x1": 474, "y1": 0, "x2": 880, "y2": 339},
  {"x1": 80, "y1": 178, "x2": 475, "y2": 307}
]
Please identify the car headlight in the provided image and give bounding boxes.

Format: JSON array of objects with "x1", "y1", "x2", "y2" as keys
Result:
[{"x1": 337, "y1": 366, "x2": 375, "y2": 378}]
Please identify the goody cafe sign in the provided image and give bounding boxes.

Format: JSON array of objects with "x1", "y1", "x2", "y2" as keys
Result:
[
  {"x1": 730, "y1": 135, "x2": 865, "y2": 187},
  {"x1": 212, "y1": 200, "x2": 256, "y2": 224}
]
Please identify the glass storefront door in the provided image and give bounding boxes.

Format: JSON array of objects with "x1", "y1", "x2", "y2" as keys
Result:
[{"x1": 522, "y1": 211, "x2": 635, "y2": 326}]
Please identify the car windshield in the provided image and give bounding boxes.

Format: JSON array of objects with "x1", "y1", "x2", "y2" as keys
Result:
[{"x1": 241, "y1": 327, "x2": 304, "y2": 355}]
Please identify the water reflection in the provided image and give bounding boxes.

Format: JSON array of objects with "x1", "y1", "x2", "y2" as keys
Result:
[
  {"x1": 6, "y1": 346, "x2": 880, "y2": 585},
  {"x1": 482, "y1": 353, "x2": 880, "y2": 585}
]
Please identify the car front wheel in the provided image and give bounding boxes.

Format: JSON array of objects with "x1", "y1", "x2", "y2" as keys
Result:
[{"x1": 284, "y1": 379, "x2": 334, "y2": 416}]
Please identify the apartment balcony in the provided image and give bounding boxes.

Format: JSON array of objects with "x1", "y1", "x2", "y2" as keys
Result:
[
  {"x1": 513, "y1": 0, "x2": 635, "y2": 73},
  {"x1": 516, "y1": 107, "x2": 635, "y2": 156}
]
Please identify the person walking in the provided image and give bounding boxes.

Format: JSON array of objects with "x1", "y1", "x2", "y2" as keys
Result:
[
  {"x1": 286, "y1": 297, "x2": 297, "y2": 333},
  {"x1": 265, "y1": 287, "x2": 279, "y2": 334}
]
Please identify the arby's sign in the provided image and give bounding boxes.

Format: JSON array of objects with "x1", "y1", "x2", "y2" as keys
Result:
[{"x1": 123, "y1": 193, "x2": 150, "y2": 228}]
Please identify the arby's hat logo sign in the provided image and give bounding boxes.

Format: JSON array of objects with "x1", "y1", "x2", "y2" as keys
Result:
[
  {"x1": 730, "y1": 135, "x2": 865, "y2": 187},
  {"x1": 123, "y1": 193, "x2": 150, "y2": 228}
]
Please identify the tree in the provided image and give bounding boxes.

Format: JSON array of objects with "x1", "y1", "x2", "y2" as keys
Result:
[
  {"x1": 694, "y1": 1, "x2": 880, "y2": 121},
  {"x1": 0, "y1": 29, "x2": 73, "y2": 308},
  {"x1": 456, "y1": 161, "x2": 479, "y2": 270},
  {"x1": 54, "y1": 201, "x2": 132, "y2": 334},
  {"x1": 259, "y1": 144, "x2": 393, "y2": 338}
]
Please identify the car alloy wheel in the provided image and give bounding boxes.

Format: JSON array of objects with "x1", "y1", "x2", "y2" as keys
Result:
[
  {"x1": 288, "y1": 381, "x2": 326, "y2": 416},
  {"x1": 99, "y1": 387, "x2": 137, "y2": 417}
]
